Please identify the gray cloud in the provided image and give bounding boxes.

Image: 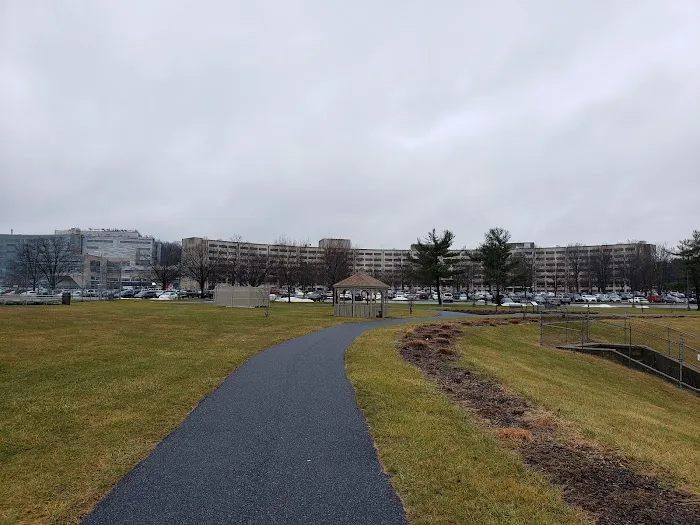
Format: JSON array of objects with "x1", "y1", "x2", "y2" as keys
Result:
[{"x1": 2, "y1": 0, "x2": 699, "y2": 249}]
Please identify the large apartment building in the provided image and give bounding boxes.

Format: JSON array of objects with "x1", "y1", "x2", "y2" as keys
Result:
[{"x1": 184, "y1": 236, "x2": 657, "y2": 293}]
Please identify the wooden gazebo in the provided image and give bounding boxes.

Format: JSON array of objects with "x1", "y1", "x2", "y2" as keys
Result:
[{"x1": 333, "y1": 273, "x2": 390, "y2": 318}]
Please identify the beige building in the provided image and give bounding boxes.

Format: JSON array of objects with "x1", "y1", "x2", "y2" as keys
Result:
[{"x1": 182, "y1": 236, "x2": 656, "y2": 294}]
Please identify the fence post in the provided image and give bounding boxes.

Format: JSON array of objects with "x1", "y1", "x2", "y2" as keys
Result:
[
  {"x1": 624, "y1": 318, "x2": 627, "y2": 346},
  {"x1": 628, "y1": 324, "x2": 632, "y2": 365},
  {"x1": 679, "y1": 336, "x2": 684, "y2": 388},
  {"x1": 586, "y1": 308, "x2": 590, "y2": 343},
  {"x1": 539, "y1": 312, "x2": 542, "y2": 346},
  {"x1": 668, "y1": 326, "x2": 671, "y2": 356},
  {"x1": 581, "y1": 317, "x2": 585, "y2": 349}
]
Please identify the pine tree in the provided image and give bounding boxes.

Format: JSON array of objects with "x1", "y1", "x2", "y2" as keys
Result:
[{"x1": 408, "y1": 229, "x2": 460, "y2": 306}]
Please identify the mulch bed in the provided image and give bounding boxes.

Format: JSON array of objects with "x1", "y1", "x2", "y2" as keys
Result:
[{"x1": 399, "y1": 320, "x2": 700, "y2": 525}]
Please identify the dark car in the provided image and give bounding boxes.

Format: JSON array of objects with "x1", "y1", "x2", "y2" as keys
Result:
[
  {"x1": 138, "y1": 290, "x2": 159, "y2": 299},
  {"x1": 120, "y1": 289, "x2": 135, "y2": 298},
  {"x1": 306, "y1": 291, "x2": 325, "y2": 302}
]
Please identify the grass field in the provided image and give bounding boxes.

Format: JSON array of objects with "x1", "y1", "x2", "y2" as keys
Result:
[
  {"x1": 346, "y1": 327, "x2": 592, "y2": 525},
  {"x1": 458, "y1": 322, "x2": 700, "y2": 493},
  {"x1": 347, "y1": 317, "x2": 700, "y2": 524},
  {"x1": 0, "y1": 300, "x2": 433, "y2": 524}
]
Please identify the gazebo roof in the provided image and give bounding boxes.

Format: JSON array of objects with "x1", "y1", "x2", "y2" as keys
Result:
[{"x1": 333, "y1": 273, "x2": 390, "y2": 289}]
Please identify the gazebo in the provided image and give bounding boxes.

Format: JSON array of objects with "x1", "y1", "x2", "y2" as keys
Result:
[{"x1": 333, "y1": 273, "x2": 390, "y2": 318}]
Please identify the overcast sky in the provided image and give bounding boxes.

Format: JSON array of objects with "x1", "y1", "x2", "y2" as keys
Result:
[{"x1": 1, "y1": 1, "x2": 698, "y2": 250}]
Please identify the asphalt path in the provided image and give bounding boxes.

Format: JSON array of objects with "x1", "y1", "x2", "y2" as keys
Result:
[{"x1": 83, "y1": 311, "x2": 467, "y2": 525}]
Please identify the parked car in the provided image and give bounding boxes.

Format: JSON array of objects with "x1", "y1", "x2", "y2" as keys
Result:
[
  {"x1": 441, "y1": 292, "x2": 454, "y2": 303},
  {"x1": 608, "y1": 294, "x2": 622, "y2": 303},
  {"x1": 500, "y1": 297, "x2": 524, "y2": 307},
  {"x1": 629, "y1": 297, "x2": 649, "y2": 304},
  {"x1": 581, "y1": 294, "x2": 598, "y2": 302},
  {"x1": 156, "y1": 291, "x2": 179, "y2": 300},
  {"x1": 120, "y1": 289, "x2": 135, "y2": 298},
  {"x1": 306, "y1": 291, "x2": 325, "y2": 302},
  {"x1": 663, "y1": 294, "x2": 682, "y2": 303},
  {"x1": 137, "y1": 290, "x2": 159, "y2": 299},
  {"x1": 647, "y1": 295, "x2": 663, "y2": 303}
]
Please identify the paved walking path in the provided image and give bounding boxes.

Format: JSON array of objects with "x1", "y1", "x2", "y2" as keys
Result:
[{"x1": 83, "y1": 312, "x2": 467, "y2": 525}]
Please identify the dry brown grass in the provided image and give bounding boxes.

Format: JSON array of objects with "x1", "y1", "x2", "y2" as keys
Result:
[
  {"x1": 497, "y1": 427, "x2": 534, "y2": 444},
  {"x1": 405, "y1": 339, "x2": 430, "y2": 349}
]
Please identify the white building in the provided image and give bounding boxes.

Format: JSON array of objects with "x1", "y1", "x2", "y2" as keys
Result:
[{"x1": 56, "y1": 228, "x2": 156, "y2": 283}]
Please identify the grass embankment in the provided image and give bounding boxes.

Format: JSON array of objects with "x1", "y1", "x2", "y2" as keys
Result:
[
  {"x1": 564, "y1": 305, "x2": 700, "y2": 316},
  {"x1": 0, "y1": 300, "x2": 421, "y2": 524},
  {"x1": 346, "y1": 327, "x2": 591, "y2": 525},
  {"x1": 458, "y1": 322, "x2": 700, "y2": 495}
]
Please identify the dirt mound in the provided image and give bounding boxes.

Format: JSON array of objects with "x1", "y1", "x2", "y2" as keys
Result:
[{"x1": 399, "y1": 322, "x2": 700, "y2": 525}]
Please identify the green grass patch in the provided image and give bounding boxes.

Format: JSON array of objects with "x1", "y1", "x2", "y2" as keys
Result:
[
  {"x1": 346, "y1": 326, "x2": 591, "y2": 525},
  {"x1": 0, "y1": 300, "x2": 406, "y2": 524},
  {"x1": 457, "y1": 322, "x2": 700, "y2": 495}
]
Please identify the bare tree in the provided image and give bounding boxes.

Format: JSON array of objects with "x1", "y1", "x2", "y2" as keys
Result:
[
  {"x1": 320, "y1": 240, "x2": 352, "y2": 289},
  {"x1": 590, "y1": 246, "x2": 613, "y2": 292},
  {"x1": 566, "y1": 243, "x2": 584, "y2": 293},
  {"x1": 10, "y1": 240, "x2": 42, "y2": 290},
  {"x1": 36, "y1": 235, "x2": 81, "y2": 291},
  {"x1": 653, "y1": 243, "x2": 673, "y2": 293},
  {"x1": 182, "y1": 239, "x2": 214, "y2": 298},
  {"x1": 239, "y1": 252, "x2": 271, "y2": 287},
  {"x1": 150, "y1": 241, "x2": 181, "y2": 291},
  {"x1": 628, "y1": 243, "x2": 655, "y2": 294},
  {"x1": 274, "y1": 237, "x2": 300, "y2": 302}
]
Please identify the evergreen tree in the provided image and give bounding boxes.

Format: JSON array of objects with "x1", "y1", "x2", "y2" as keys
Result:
[
  {"x1": 408, "y1": 229, "x2": 459, "y2": 305},
  {"x1": 472, "y1": 227, "x2": 515, "y2": 305},
  {"x1": 678, "y1": 230, "x2": 700, "y2": 309}
]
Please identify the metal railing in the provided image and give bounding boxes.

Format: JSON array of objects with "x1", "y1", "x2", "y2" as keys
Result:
[{"x1": 540, "y1": 312, "x2": 700, "y2": 390}]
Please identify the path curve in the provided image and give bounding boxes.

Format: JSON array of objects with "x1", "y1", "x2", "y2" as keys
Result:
[{"x1": 83, "y1": 311, "x2": 467, "y2": 525}]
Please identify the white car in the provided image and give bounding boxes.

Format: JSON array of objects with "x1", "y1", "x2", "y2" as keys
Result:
[
  {"x1": 629, "y1": 297, "x2": 649, "y2": 304},
  {"x1": 500, "y1": 298, "x2": 524, "y2": 307},
  {"x1": 441, "y1": 292, "x2": 454, "y2": 303},
  {"x1": 274, "y1": 296, "x2": 313, "y2": 303},
  {"x1": 581, "y1": 294, "x2": 598, "y2": 302},
  {"x1": 156, "y1": 291, "x2": 179, "y2": 300}
]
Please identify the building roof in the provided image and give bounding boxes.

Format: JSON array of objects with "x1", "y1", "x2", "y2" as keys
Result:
[{"x1": 333, "y1": 273, "x2": 390, "y2": 289}]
